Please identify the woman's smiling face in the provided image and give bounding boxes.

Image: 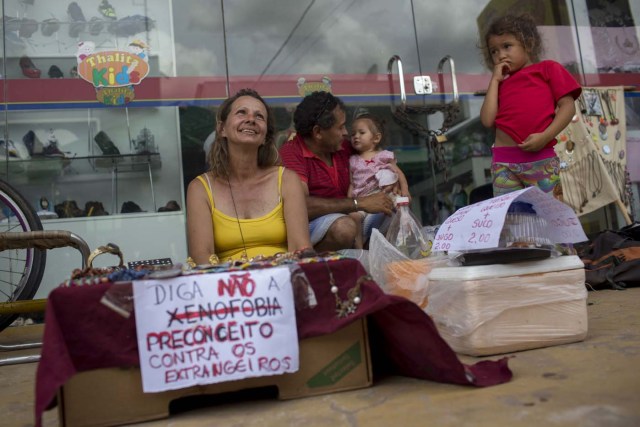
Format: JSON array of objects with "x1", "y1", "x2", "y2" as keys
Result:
[{"x1": 220, "y1": 95, "x2": 268, "y2": 145}]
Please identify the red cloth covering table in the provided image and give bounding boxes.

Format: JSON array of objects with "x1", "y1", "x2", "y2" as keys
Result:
[{"x1": 35, "y1": 258, "x2": 512, "y2": 426}]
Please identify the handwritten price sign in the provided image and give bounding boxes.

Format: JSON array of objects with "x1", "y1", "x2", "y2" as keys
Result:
[
  {"x1": 133, "y1": 266, "x2": 298, "y2": 392},
  {"x1": 433, "y1": 187, "x2": 587, "y2": 251}
]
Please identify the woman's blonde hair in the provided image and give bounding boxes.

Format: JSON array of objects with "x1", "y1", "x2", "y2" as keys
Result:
[{"x1": 207, "y1": 88, "x2": 278, "y2": 178}]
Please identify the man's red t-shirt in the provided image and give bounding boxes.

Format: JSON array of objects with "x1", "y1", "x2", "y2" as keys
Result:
[{"x1": 279, "y1": 134, "x2": 352, "y2": 198}]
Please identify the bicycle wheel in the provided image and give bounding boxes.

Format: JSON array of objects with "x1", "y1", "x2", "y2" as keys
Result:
[{"x1": 0, "y1": 179, "x2": 46, "y2": 331}]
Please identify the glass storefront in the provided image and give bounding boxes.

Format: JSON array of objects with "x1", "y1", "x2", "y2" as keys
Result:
[{"x1": 1, "y1": 0, "x2": 639, "y2": 297}]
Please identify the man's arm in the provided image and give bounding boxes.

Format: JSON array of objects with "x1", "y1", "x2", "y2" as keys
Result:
[{"x1": 302, "y1": 182, "x2": 395, "y2": 219}]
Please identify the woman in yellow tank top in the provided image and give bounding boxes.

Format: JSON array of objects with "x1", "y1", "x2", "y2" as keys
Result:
[{"x1": 186, "y1": 89, "x2": 311, "y2": 264}]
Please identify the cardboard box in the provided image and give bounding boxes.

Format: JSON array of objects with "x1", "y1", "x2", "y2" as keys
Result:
[
  {"x1": 58, "y1": 318, "x2": 371, "y2": 427},
  {"x1": 426, "y1": 256, "x2": 588, "y2": 356}
]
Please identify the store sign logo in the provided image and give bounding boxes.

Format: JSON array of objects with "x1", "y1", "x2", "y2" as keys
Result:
[
  {"x1": 76, "y1": 40, "x2": 150, "y2": 106},
  {"x1": 297, "y1": 76, "x2": 332, "y2": 97}
]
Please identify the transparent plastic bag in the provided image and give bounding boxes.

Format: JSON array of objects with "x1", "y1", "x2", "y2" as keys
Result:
[
  {"x1": 369, "y1": 229, "x2": 449, "y2": 309},
  {"x1": 385, "y1": 197, "x2": 432, "y2": 259}
]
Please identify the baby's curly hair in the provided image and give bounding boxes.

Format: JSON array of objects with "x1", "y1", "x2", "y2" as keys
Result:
[{"x1": 480, "y1": 13, "x2": 543, "y2": 69}]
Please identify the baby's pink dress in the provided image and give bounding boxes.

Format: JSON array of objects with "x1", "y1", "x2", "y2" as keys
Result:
[{"x1": 350, "y1": 150, "x2": 398, "y2": 197}]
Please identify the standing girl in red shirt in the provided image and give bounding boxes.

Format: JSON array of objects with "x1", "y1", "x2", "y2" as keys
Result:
[{"x1": 480, "y1": 13, "x2": 582, "y2": 197}]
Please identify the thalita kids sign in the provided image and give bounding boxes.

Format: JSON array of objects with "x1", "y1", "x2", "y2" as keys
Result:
[{"x1": 76, "y1": 40, "x2": 150, "y2": 106}]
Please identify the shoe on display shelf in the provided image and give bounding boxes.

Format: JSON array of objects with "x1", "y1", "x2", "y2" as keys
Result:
[
  {"x1": 23, "y1": 130, "x2": 45, "y2": 156},
  {"x1": 158, "y1": 200, "x2": 180, "y2": 212},
  {"x1": 98, "y1": 0, "x2": 117, "y2": 20},
  {"x1": 109, "y1": 15, "x2": 154, "y2": 37},
  {"x1": 54, "y1": 200, "x2": 85, "y2": 218},
  {"x1": 42, "y1": 129, "x2": 66, "y2": 158},
  {"x1": 4, "y1": 17, "x2": 22, "y2": 32},
  {"x1": 19, "y1": 55, "x2": 41, "y2": 78},
  {"x1": 18, "y1": 18, "x2": 39, "y2": 38},
  {"x1": 85, "y1": 201, "x2": 108, "y2": 216},
  {"x1": 121, "y1": 201, "x2": 144, "y2": 213},
  {"x1": 67, "y1": 1, "x2": 87, "y2": 38},
  {"x1": 0, "y1": 139, "x2": 31, "y2": 160},
  {"x1": 42, "y1": 144, "x2": 66, "y2": 158},
  {"x1": 132, "y1": 127, "x2": 157, "y2": 154},
  {"x1": 94, "y1": 131, "x2": 121, "y2": 155},
  {"x1": 48, "y1": 65, "x2": 64, "y2": 78},
  {"x1": 41, "y1": 17, "x2": 61, "y2": 37},
  {"x1": 88, "y1": 17, "x2": 105, "y2": 36}
]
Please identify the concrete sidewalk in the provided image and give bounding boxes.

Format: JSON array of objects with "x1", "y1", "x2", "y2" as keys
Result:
[{"x1": 1, "y1": 288, "x2": 639, "y2": 427}]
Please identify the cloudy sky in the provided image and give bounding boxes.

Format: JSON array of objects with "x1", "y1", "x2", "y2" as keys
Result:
[{"x1": 170, "y1": 0, "x2": 496, "y2": 78}]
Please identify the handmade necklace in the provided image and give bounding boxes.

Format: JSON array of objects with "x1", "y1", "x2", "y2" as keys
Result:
[
  {"x1": 324, "y1": 261, "x2": 369, "y2": 318},
  {"x1": 603, "y1": 90, "x2": 619, "y2": 125},
  {"x1": 587, "y1": 151, "x2": 603, "y2": 198},
  {"x1": 227, "y1": 177, "x2": 250, "y2": 263},
  {"x1": 558, "y1": 130, "x2": 575, "y2": 170},
  {"x1": 577, "y1": 94, "x2": 588, "y2": 115},
  {"x1": 559, "y1": 164, "x2": 577, "y2": 211},
  {"x1": 606, "y1": 89, "x2": 622, "y2": 141},
  {"x1": 577, "y1": 154, "x2": 589, "y2": 211},
  {"x1": 579, "y1": 97, "x2": 598, "y2": 143},
  {"x1": 565, "y1": 153, "x2": 589, "y2": 212},
  {"x1": 597, "y1": 90, "x2": 609, "y2": 141}
]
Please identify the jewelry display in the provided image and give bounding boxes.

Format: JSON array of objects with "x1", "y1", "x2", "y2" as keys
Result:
[
  {"x1": 558, "y1": 130, "x2": 575, "y2": 170},
  {"x1": 558, "y1": 87, "x2": 632, "y2": 223},
  {"x1": 324, "y1": 261, "x2": 369, "y2": 318}
]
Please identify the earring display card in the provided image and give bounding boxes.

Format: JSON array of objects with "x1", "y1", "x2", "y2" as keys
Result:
[{"x1": 128, "y1": 258, "x2": 173, "y2": 269}]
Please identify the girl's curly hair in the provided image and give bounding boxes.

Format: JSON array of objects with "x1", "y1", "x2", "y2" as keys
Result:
[
  {"x1": 480, "y1": 13, "x2": 544, "y2": 69},
  {"x1": 207, "y1": 88, "x2": 278, "y2": 178}
]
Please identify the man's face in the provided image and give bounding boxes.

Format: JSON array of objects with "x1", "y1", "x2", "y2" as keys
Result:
[{"x1": 317, "y1": 107, "x2": 348, "y2": 153}]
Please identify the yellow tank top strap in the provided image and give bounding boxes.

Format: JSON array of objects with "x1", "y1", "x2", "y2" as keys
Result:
[
  {"x1": 278, "y1": 166, "x2": 284, "y2": 199},
  {"x1": 196, "y1": 174, "x2": 215, "y2": 213}
]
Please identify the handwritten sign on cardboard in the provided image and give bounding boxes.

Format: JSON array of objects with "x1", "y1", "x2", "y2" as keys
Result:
[
  {"x1": 433, "y1": 186, "x2": 587, "y2": 252},
  {"x1": 133, "y1": 266, "x2": 298, "y2": 392}
]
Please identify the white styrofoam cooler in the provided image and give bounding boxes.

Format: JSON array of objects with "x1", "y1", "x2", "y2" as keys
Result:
[{"x1": 426, "y1": 255, "x2": 588, "y2": 356}]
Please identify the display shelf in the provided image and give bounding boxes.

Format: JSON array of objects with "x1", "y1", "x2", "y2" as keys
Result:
[
  {"x1": 90, "y1": 153, "x2": 162, "y2": 171},
  {"x1": 0, "y1": 156, "x2": 70, "y2": 181},
  {"x1": 1, "y1": 153, "x2": 161, "y2": 178}
]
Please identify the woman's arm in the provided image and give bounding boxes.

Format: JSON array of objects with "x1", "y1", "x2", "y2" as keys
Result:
[
  {"x1": 282, "y1": 169, "x2": 312, "y2": 251},
  {"x1": 186, "y1": 177, "x2": 216, "y2": 264}
]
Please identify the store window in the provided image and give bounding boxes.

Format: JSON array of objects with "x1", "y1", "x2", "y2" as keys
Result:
[
  {"x1": 2, "y1": 0, "x2": 639, "y2": 298},
  {"x1": 2, "y1": 0, "x2": 186, "y2": 297}
]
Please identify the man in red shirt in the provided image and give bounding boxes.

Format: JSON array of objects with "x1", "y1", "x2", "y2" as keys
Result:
[{"x1": 280, "y1": 91, "x2": 394, "y2": 251}]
